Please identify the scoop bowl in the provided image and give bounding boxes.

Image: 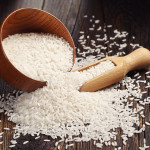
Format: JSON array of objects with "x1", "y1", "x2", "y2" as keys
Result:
[
  {"x1": 73, "y1": 48, "x2": 150, "y2": 92},
  {"x1": 0, "y1": 8, "x2": 75, "y2": 92}
]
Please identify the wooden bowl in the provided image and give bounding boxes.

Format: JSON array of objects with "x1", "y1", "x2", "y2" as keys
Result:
[{"x1": 0, "y1": 8, "x2": 76, "y2": 92}]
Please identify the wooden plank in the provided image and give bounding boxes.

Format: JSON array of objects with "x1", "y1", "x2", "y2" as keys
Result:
[
  {"x1": 72, "y1": 0, "x2": 105, "y2": 57},
  {"x1": 43, "y1": 0, "x2": 81, "y2": 33},
  {"x1": 0, "y1": 1, "x2": 44, "y2": 150},
  {"x1": 0, "y1": 0, "x2": 44, "y2": 23},
  {"x1": 0, "y1": 0, "x2": 82, "y2": 150},
  {"x1": 102, "y1": 0, "x2": 150, "y2": 149}
]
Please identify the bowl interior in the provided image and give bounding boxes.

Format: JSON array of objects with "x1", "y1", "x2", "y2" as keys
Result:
[
  {"x1": 1, "y1": 8, "x2": 75, "y2": 51},
  {"x1": 0, "y1": 8, "x2": 75, "y2": 92}
]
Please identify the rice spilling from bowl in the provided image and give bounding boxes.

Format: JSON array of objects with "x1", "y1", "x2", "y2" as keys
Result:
[
  {"x1": 0, "y1": 31, "x2": 149, "y2": 149},
  {"x1": 2, "y1": 33, "x2": 73, "y2": 80}
]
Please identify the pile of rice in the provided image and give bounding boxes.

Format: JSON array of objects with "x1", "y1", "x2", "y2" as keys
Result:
[{"x1": 0, "y1": 17, "x2": 149, "y2": 150}]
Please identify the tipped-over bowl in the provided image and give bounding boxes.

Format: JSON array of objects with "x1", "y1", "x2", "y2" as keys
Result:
[{"x1": 0, "y1": 8, "x2": 75, "y2": 92}]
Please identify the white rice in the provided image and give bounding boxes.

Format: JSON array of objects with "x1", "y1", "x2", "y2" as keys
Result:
[
  {"x1": 23, "y1": 141, "x2": 29, "y2": 144},
  {"x1": 0, "y1": 16, "x2": 149, "y2": 150},
  {"x1": 35, "y1": 136, "x2": 40, "y2": 139},
  {"x1": 10, "y1": 140, "x2": 17, "y2": 145},
  {"x1": 2, "y1": 33, "x2": 73, "y2": 80},
  {"x1": 44, "y1": 139, "x2": 50, "y2": 142},
  {"x1": 9, "y1": 145, "x2": 15, "y2": 148},
  {"x1": 4, "y1": 128, "x2": 10, "y2": 131},
  {"x1": 95, "y1": 20, "x2": 100, "y2": 24},
  {"x1": 84, "y1": 15, "x2": 88, "y2": 18}
]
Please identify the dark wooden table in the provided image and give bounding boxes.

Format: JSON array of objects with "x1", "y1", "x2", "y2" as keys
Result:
[{"x1": 0, "y1": 0, "x2": 150, "y2": 149}]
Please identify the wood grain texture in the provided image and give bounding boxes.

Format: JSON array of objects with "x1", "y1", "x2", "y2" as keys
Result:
[
  {"x1": 43, "y1": 0, "x2": 81, "y2": 33},
  {"x1": 102, "y1": 0, "x2": 150, "y2": 149},
  {"x1": 72, "y1": 0, "x2": 105, "y2": 58},
  {"x1": 0, "y1": 0, "x2": 150, "y2": 150},
  {"x1": 0, "y1": 0, "x2": 44, "y2": 24}
]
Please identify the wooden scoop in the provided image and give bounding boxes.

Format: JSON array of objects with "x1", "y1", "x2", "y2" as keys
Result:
[
  {"x1": 73, "y1": 48, "x2": 150, "y2": 92},
  {"x1": 0, "y1": 8, "x2": 75, "y2": 92}
]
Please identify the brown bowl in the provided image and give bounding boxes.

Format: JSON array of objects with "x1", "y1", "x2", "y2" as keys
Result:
[{"x1": 0, "y1": 8, "x2": 76, "y2": 92}]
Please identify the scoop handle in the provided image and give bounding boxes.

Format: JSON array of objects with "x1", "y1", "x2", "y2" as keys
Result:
[{"x1": 123, "y1": 48, "x2": 150, "y2": 72}]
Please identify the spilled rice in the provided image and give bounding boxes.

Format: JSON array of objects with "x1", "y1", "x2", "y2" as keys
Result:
[{"x1": 0, "y1": 15, "x2": 149, "y2": 150}]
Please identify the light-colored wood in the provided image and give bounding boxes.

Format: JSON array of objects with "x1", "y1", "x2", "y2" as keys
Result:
[
  {"x1": 0, "y1": 8, "x2": 76, "y2": 92},
  {"x1": 73, "y1": 48, "x2": 150, "y2": 92}
]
